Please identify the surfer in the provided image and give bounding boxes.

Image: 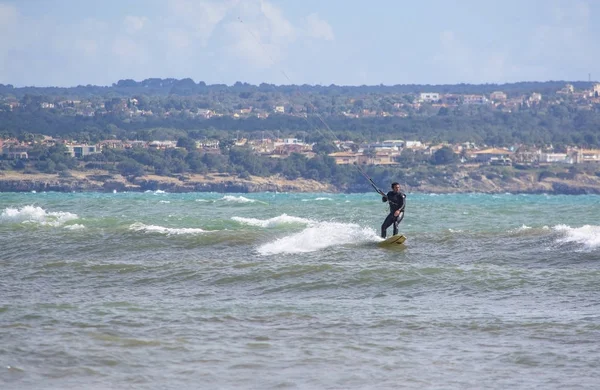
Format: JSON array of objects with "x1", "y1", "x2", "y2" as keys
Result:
[{"x1": 381, "y1": 182, "x2": 406, "y2": 238}]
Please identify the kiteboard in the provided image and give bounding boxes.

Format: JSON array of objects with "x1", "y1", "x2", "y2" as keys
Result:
[{"x1": 378, "y1": 234, "x2": 406, "y2": 247}]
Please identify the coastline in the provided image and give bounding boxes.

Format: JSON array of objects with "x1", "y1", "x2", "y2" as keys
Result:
[
  {"x1": 2, "y1": 169, "x2": 600, "y2": 194},
  {"x1": 0, "y1": 170, "x2": 336, "y2": 193}
]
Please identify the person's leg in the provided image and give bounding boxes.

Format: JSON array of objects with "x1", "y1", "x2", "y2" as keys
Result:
[
  {"x1": 381, "y1": 213, "x2": 394, "y2": 238},
  {"x1": 393, "y1": 211, "x2": 404, "y2": 236}
]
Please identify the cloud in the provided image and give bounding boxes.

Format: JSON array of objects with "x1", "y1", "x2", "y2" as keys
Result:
[
  {"x1": 433, "y1": 30, "x2": 475, "y2": 81},
  {"x1": 428, "y1": 0, "x2": 599, "y2": 83},
  {"x1": 0, "y1": 3, "x2": 17, "y2": 29},
  {"x1": 304, "y1": 13, "x2": 334, "y2": 41},
  {"x1": 0, "y1": 3, "x2": 19, "y2": 52},
  {"x1": 432, "y1": 30, "x2": 516, "y2": 83},
  {"x1": 74, "y1": 39, "x2": 99, "y2": 57},
  {"x1": 259, "y1": 0, "x2": 295, "y2": 42},
  {"x1": 523, "y1": 0, "x2": 593, "y2": 79},
  {"x1": 165, "y1": 28, "x2": 192, "y2": 49},
  {"x1": 220, "y1": 1, "x2": 297, "y2": 69},
  {"x1": 530, "y1": 1, "x2": 590, "y2": 56},
  {"x1": 166, "y1": 0, "x2": 234, "y2": 46},
  {"x1": 0, "y1": 0, "x2": 337, "y2": 86},
  {"x1": 124, "y1": 15, "x2": 148, "y2": 34}
]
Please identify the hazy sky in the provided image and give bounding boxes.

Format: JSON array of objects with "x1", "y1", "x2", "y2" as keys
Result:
[{"x1": 1, "y1": 0, "x2": 598, "y2": 87}]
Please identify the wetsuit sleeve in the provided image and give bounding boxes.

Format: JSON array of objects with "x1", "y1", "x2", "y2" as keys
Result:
[
  {"x1": 399, "y1": 193, "x2": 406, "y2": 210},
  {"x1": 382, "y1": 191, "x2": 392, "y2": 203}
]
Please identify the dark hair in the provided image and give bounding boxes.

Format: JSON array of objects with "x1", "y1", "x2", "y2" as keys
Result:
[{"x1": 391, "y1": 182, "x2": 400, "y2": 188}]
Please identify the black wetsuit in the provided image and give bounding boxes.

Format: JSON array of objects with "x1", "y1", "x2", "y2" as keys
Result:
[{"x1": 381, "y1": 190, "x2": 406, "y2": 238}]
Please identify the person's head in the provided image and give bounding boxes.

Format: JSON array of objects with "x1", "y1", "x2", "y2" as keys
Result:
[{"x1": 391, "y1": 182, "x2": 400, "y2": 192}]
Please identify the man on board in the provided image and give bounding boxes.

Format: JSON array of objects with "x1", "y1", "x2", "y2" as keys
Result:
[{"x1": 381, "y1": 182, "x2": 406, "y2": 238}]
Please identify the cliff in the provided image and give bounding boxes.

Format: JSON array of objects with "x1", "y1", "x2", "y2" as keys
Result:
[
  {"x1": 1, "y1": 169, "x2": 600, "y2": 194},
  {"x1": 0, "y1": 171, "x2": 336, "y2": 193}
]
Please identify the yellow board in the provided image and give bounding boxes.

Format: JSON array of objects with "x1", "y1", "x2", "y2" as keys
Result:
[{"x1": 378, "y1": 234, "x2": 406, "y2": 246}]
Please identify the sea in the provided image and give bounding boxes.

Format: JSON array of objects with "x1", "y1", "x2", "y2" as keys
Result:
[{"x1": 1, "y1": 191, "x2": 600, "y2": 390}]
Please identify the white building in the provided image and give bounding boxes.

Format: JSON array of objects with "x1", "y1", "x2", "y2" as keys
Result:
[
  {"x1": 539, "y1": 153, "x2": 572, "y2": 164},
  {"x1": 66, "y1": 144, "x2": 100, "y2": 158},
  {"x1": 404, "y1": 141, "x2": 424, "y2": 149},
  {"x1": 490, "y1": 91, "x2": 507, "y2": 102},
  {"x1": 463, "y1": 94, "x2": 489, "y2": 105},
  {"x1": 529, "y1": 93, "x2": 542, "y2": 103},
  {"x1": 419, "y1": 93, "x2": 440, "y2": 102}
]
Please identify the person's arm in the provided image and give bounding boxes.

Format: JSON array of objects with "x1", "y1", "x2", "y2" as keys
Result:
[
  {"x1": 382, "y1": 191, "x2": 390, "y2": 202},
  {"x1": 399, "y1": 193, "x2": 406, "y2": 211}
]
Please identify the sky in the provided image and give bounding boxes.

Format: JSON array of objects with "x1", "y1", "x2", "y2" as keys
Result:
[{"x1": 0, "y1": 0, "x2": 599, "y2": 87}]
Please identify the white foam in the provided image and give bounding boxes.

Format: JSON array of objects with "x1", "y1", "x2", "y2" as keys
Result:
[
  {"x1": 232, "y1": 214, "x2": 313, "y2": 228},
  {"x1": 509, "y1": 224, "x2": 532, "y2": 233},
  {"x1": 554, "y1": 224, "x2": 600, "y2": 250},
  {"x1": 221, "y1": 195, "x2": 259, "y2": 204},
  {"x1": 64, "y1": 224, "x2": 85, "y2": 230},
  {"x1": 0, "y1": 205, "x2": 78, "y2": 227},
  {"x1": 129, "y1": 222, "x2": 207, "y2": 235},
  {"x1": 257, "y1": 222, "x2": 380, "y2": 255},
  {"x1": 302, "y1": 197, "x2": 333, "y2": 202}
]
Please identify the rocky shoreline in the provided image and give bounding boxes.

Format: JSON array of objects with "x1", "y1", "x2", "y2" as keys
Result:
[
  {"x1": 1, "y1": 170, "x2": 600, "y2": 194},
  {"x1": 0, "y1": 171, "x2": 336, "y2": 193}
]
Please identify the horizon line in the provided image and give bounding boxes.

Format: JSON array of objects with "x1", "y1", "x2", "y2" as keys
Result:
[{"x1": 1, "y1": 78, "x2": 599, "y2": 90}]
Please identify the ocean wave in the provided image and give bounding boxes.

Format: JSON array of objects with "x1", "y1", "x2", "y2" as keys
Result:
[
  {"x1": 220, "y1": 195, "x2": 265, "y2": 204},
  {"x1": 129, "y1": 222, "x2": 208, "y2": 235},
  {"x1": 302, "y1": 197, "x2": 333, "y2": 202},
  {"x1": 232, "y1": 214, "x2": 313, "y2": 228},
  {"x1": 64, "y1": 224, "x2": 86, "y2": 230},
  {"x1": 554, "y1": 224, "x2": 600, "y2": 250},
  {"x1": 257, "y1": 221, "x2": 380, "y2": 255},
  {"x1": 510, "y1": 224, "x2": 533, "y2": 232},
  {"x1": 0, "y1": 205, "x2": 78, "y2": 227}
]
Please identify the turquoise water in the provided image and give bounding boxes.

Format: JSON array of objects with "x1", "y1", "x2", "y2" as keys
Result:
[{"x1": 1, "y1": 191, "x2": 600, "y2": 389}]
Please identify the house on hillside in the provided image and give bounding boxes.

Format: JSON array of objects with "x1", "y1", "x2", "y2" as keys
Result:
[
  {"x1": 328, "y1": 152, "x2": 364, "y2": 165},
  {"x1": 539, "y1": 153, "x2": 572, "y2": 164},
  {"x1": 2, "y1": 146, "x2": 29, "y2": 160},
  {"x1": 419, "y1": 93, "x2": 440, "y2": 102},
  {"x1": 574, "y1": 149, "x2": 600, "y2": 164},
  {"x1": 490, "y1": 91, "x2": 507, "y2": 102},
  {"x1": 463, "y1": 94, "x2": 489, "y2": 105},
  {"x1": 148, "y1": 141, "x2": 177, "y2": 149},
  {"x1": 66, "y1": 144, "x2": 100, "y2": 158},
  {"x1": 468, "y1": 148, "x2": 514, "y2": 164},
  {"x1": 370, "y1": 151, "x2": 399, "y2": 166},
  {"x1": 513, "y1": 146, "x2": 541, "y2": 164}
]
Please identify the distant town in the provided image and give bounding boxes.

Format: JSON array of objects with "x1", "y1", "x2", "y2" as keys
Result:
[
  {"x1": 2, "y1": 133, "x2": 600, "y2": 168},
  {"x1": 1, "y1": 79, "x2": 600, "y2": 193},
  {"x1": 2, "y1": 81, "x2": 600, "y2": 120}
]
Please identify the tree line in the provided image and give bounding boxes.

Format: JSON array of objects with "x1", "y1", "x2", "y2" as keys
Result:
[
  {"x1": 1, "y1": 78, "x2": 596, "y2": 98},
  {"x1": 2, "y1": 103, "x2": 600, "y2": 148}
]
